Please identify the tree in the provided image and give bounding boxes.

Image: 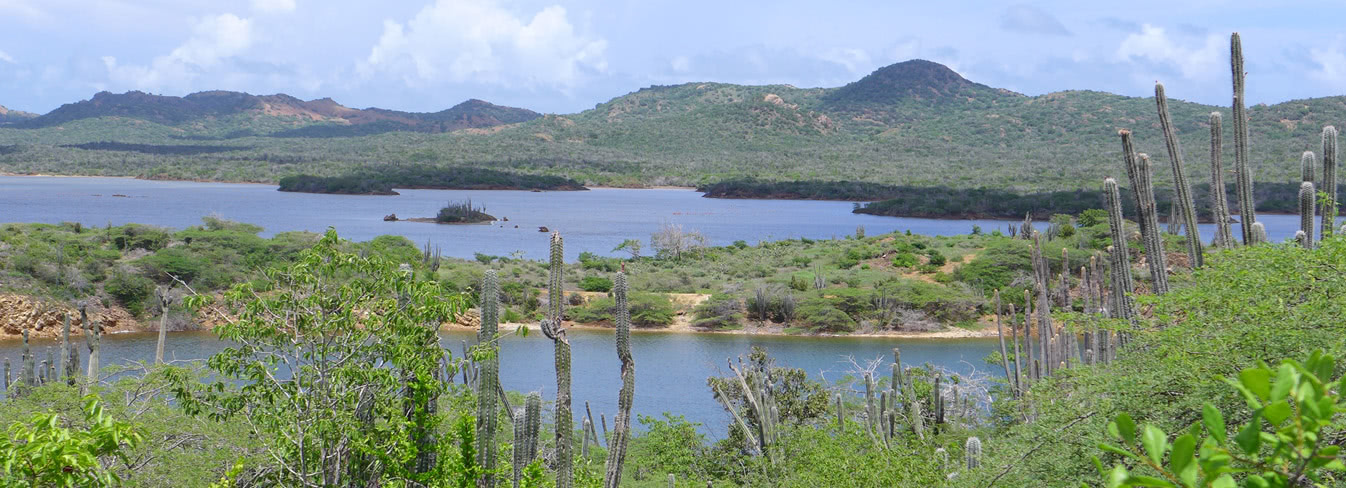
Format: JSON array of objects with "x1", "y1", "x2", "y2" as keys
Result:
[
  {"x1": 650, "y1": 223, "x2": 707, "y2": 261},
  {"x1": 173, "y1": 229, "x2": 469, "y2": 487},
  {"x1": 613, "y1": 239, "x2": 642, "y2": 260}
]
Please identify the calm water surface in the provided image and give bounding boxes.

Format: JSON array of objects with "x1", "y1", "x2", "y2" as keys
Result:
[{"x1": 0, "y1": 330, "x2": 998, "y2": 434}]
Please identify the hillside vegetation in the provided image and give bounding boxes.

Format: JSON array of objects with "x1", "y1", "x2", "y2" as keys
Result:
[{"x1": 0, "y1": 60, "x2": 1342, "y2": 195}]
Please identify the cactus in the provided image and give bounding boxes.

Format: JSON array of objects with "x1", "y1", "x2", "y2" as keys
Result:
[
  {"x1": 603, "y1": 272, "x2": 635, "y2": 488},
  {"x1": 1323, "y1": 126, "x2": 1339, "y2": 238},
  {"x1": 1231, "y1": 33, "x2": 1257, "y2": 244},
  {"x1": 1300, "y1": 182, "x2": 1316, "y2": 248},
  {"x1": 667, "y1": 473, "x2": 675, "y2": 488},
  {"x1": 58, "y1": 314, "x2": 70, "y2": 384},
  {"x1": 1120, "y1": 132, "x2": 1170, "y2": 294},
  {"x1": 155, "y1": 286, "x2": 174, "y2": 365},
  {"x1": 541, "y1": 232, "x2": 573, "y2": 488},
  {"x1": 21, "y1": 329, "x2": 33, "y2": 389},
  {"x1": 1251, "y1": 222, "x2": 1268, "y2": 245},
  {"x1": 476, "y1": 270, "x2": 501, "y2": 487},
  {"x1": 1155, "y1": 83, "x2": 1204, "y2": 268},
  {"x1": 829, "y1": 392, "x2": 839, "y2": 432},
  {"x1": 524, "y1": 392, "x2": 541, "y2": 459},
  {"x1": 512, "y1": 407, "x2": 527, "y2": 488},
  {"x1": 965, "y1": 436, "x2": 982, "y2": 470},
  {"x1": 1008, "y1": 303, "x2": 1023, "y2": 394},
  {"x1": 82, "y1": 303, "x2": 99, "y2": 385},
  {"x1": 993, "y1": 290, "x2": 1013, "y2": 396},
  {"x1": 1302, "y1": 151, "x2": 1317, "y2": 186},
  {"x1": 1208, "y1": 112, "x2": 1236, "y2": 248}
]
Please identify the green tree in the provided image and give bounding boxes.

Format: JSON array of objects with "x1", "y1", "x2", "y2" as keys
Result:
[{"x1": 173, "y1": 229, "x2": 470, "y2": 487}]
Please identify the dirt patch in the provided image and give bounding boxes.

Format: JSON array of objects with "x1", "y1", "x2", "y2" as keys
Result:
[{"x1": 0, "y1": 295, "x2": 140, "y2": 340}]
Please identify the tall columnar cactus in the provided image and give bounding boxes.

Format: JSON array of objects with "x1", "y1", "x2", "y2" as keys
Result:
[
  {"x1": 476, "y1": 270, "x2": 501, "y2": 488},
  {"x1": 155, "y1": 287, "x2": 174, "y2": 365},
  {"x1": 1155, "y1": 83, "x2": 1203, "y2": 268},
  {"x1": 603, "y1": 272, "x2": 635, "y2": 488},
  {"x1": 1208, "y1": 112, "x2": 1236, "y2": 248},
  {"x1": 58, "y1": 314, "x2": 70, "y2": 385},
  {"x1": 1231, "y1": 33, "x2": 1257, "y2": 244},
  {"x1": 1104, "y1": 177, "x2": 1137, "y2": 320},
  {"x1": 1302, "y1": 151, "x2": 1317, "y2": 186},
  {"x1": 1323, "y1": 126, "x2": 1339, "y2": 238},
  {"x1": 82, "y1": 303, "x2": 99, "y2": 385},
  {"x1": 1300, "y1": 182, "x2": 1316, "y2": 248},
  {"x1": 834, "y1": 392, "x2": 844, "y2": 431},
  {"x1": 524, "y1": 392, "x2": 541, "y2": 460},
  {"x1": 1251, "y1": 222, "x2": 1268, "y2": 245},
  {"x1": 993, "y1": 290, "x2": 1012, "y2": 396},
  {"x1": 965, "y1": 436, "x2": 982, "y2": 470},
  {"x1": 21, "y1": 329, "x2": 33, "y2": 388},
  {"x1": 540, "y1": 232, "x2": 573, "y2": 488},
  {"x1": 512, "y1": 407, "x2": 527, "y2": 488},
  {"x1": 1121, "y1": 132, "x2": 1170, "y2": 294}
]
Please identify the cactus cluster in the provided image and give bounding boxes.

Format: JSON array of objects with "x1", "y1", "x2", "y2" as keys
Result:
[{"x1": 512, "y1": 392, "x2": 542, "y2": 488}]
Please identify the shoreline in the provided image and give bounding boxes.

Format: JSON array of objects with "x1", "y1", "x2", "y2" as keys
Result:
[{"x1": 444, "y1": 318, "x2": 999, "y2": 340}]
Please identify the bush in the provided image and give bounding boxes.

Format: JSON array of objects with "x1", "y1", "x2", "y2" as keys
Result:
[
  {"x1": 578, "y1": 276, "x2": 613, "y2": 292},
  {"x1": 796, "y1": 298, "x2": 855, "y2": 332},
  {"x1": 891, "y1": 252, "x2": 918, "y2": 268},
  {"x1": 925, "y1": 249, "x2": 946, "y2": 267},
  {"x1": 693, "y1": 294, "x2": 742, "y2": 329},
  {"x1": 139, "y1": 248, "x2": 204, "y2": 283},
  {"x1": 105, "y1": 271, "x2": 153, "y2": 316},
  {"x1": 571, "y1": 292, "x2": 674, "y2": 327}
]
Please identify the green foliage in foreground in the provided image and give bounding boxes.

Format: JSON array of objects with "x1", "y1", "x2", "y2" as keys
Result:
[
  {"x1": 954, "y1": 237, "x2": 1346, "y2": 487},
  {"x1": 1098, "y1": 351, "x2": 1346, "y2": 488},
  {"x1": 0, "y1": 395, "x2": 140, "y2": 487}
]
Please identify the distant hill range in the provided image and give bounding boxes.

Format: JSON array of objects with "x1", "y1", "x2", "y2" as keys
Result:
[
  {"x1": 1, "y1": 59, "x2": 1343, "y2": 196},
  {"x1": 12, "y1": 91, "x2": 540, "y2": 136},
  {"x1": 0, "y1": 105, "x2": 37, "y2": 125}
]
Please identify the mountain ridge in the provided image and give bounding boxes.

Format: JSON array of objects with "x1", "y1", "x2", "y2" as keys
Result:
[
  {"x1": 17, "y1": 90, "x2": 542, "y2": 135},
  {"x1": 1, "y1": 58, "x2": 1344, "y2": 194}
]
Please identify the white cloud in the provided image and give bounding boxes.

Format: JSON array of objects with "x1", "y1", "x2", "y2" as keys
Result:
[
  {"x1": 818, "y1": 48, "x2": 871, "y2": 74},
  {"x1": 0, "y1": 49, "x2": 13, "y2": 63},
  {"x1": 1309, "y1": 39, "x2": 1346, "y2": 83},
  {"x1": 670, "y1": 55, "x2": 691, "y2": 73},
  {"x1": 104, "y1": 13, "x2": 255, "y2": 91},
  {"x1": 251, "y1": 0, "x2": 296, "y2": 14},
  {"x1": 1115, "y1": 24, "x2": 1222, "y2": 80},
  {"x1": 359, "y1": 0, "x2": 607, "y2": 89}
]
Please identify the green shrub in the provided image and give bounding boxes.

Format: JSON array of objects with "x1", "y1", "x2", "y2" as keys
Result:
[
  {"x1": 139, "y1": 248, "x2": 204, "y2": 283},
  {"x1": 578, "y1": 276, "x2": 613, "y2": 292},
  {"x1": 572, "y1": 292, "x2": 674, "y2": 327},
  {"x1": 105, "y1": 271, "x2": 153, "y2": 316},
  {"x1": 796, "y1": 298, "x2": 855, "y2": 332},
  {"x1": 692, "y1": 294, "x2": 742, "y2": 329},
  {"x1": 925, "y1": 249, "x2": 946, "y2": 267},
  {"x1": 891, "y1": 252, "x2": 918, "y2": 268}
]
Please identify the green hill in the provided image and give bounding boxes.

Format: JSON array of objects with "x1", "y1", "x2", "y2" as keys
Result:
[{"x1": 0, "y1": 60, "x2": 1342, "y2": 194}]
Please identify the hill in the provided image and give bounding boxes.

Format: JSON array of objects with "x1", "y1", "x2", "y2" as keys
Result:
[
  {"x1": 15, "y1": 91, "x2": 540, "y2": 136},
  {"x1": 0, "y1": 105, "x2": 37, "y2": 125},
  {"x1": 0, "y1": 60, "x2": 1342, "y2": 196}
]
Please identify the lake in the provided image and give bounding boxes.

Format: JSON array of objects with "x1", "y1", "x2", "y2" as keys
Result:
[
  {"x1": 0, "y1": 330, "x2": 1000, "y2": 435},
  {"x1": 0, "y1": 175, "x2": 1315, "y2": 433},
  {"x1": 0, "y1": 176, "x2": 1313, "y2": 261}
]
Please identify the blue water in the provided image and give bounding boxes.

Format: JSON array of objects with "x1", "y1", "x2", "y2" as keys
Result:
[{"x1": 0, "y1": 330, "x2": 999, "y2": 435}]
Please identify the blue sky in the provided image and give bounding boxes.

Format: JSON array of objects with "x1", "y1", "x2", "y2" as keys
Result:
[{"x1": 1, "y1": 0, "x2": 1344, "y2": 114}]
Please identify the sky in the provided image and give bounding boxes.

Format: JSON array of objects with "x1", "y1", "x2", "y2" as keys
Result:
[{"x1": 1, "y1": 0, "x2": 1345, "y2": 115}]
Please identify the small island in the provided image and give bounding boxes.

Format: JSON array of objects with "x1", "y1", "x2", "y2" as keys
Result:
[{"x1": 401, "y1": 200, "x2": 496, "y2": 224}]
